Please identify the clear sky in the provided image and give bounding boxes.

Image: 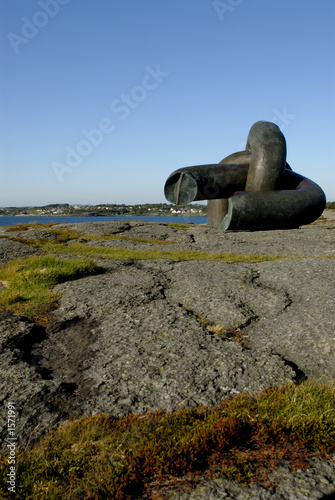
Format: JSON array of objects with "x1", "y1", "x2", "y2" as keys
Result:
[{"x1": 1, "y1": 0, "x2": 334, "y2": 207}]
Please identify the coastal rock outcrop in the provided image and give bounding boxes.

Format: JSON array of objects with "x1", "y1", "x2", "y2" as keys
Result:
[{"x1": 0, "y1": 211, "x2": 334, "y2": 498}]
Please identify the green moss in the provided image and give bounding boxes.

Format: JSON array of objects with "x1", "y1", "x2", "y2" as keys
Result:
[
  {"x1": 9, "y1": 227, "x2": 177, "y2": 246},
  {"x1": 164, "y1": 222, "x2": 195, "y2": 229},
  {"x1": 97, "y1": 235, "x2": 176, "y2": 245},
  {"x1": 6, "y1": 222, "x2": 59, "y2": 232},
  {"x1": 0, "y1": 255, "x2": 100, "y2": 323},
  {"x1": 48, "y1": 227, "x2": 176, "y2": 245},
  {"x1": 49, "y1": 228, "x2": 83, "y2": 242},
  {"x1": 0, "y1": 380, "x2": 334, "y2": 498},
  {"x1": 39, "y1": 241, "x2": 285, "y2": 263}
]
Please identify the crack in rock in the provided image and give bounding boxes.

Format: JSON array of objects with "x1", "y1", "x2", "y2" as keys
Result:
[
  {"x1": 283, "y1": 292, "x2": 293, "y2": 311},
  {"x1": 270, "y1": 350, "x2": 308, "y2": 384},
  {"x1": 1, "y1": 255, "x2": 333, "y2": 455}
]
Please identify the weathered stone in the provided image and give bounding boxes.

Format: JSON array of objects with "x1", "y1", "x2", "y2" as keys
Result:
[
  {"x1": 0, "y1": 212, "x2": 334, "y2": 497},
  {"x1": 0, "y1": 238, "x2": 39, "y2": 266}
]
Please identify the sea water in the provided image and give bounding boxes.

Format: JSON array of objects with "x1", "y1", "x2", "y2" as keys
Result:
[{"x1": 0, "y1": 215, "x2": 206, "y2": 227}]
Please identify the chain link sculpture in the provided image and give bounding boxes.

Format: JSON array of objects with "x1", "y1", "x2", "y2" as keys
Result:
[{"x1": 164, "y1": 121, "x2": 326, "y2": 230}]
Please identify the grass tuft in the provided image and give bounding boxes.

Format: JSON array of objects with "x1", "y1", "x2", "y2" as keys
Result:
[
  {"x1": 39, "y1": 241, "x2": 283, "y2": 263},
  {"x1": 97, "y1": 235, "x2": 176, "y2": 245},
  {"x1": 6, "y1": 223, "x2": 59, "y2": 232},
  {"x1": 8, "y1": 227, "x2": 177, "y2": 246},
  {"x1": 0, "y1": 380, "x2": 334, "y2": 498},
  {"x1": 0, "y1": 255, "x2": 100, "y2": 323},
  {"x1": 164, "y1": 222, "x2": 195, "y2": 229}
]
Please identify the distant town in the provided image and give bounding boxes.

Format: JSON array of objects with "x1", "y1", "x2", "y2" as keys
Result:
[
  {"x1": 1, "y1": 202, "x2": 334, "y2": 218},
  {"x1": 0, "y1": 203, "x2": 207, "y2": 217}
]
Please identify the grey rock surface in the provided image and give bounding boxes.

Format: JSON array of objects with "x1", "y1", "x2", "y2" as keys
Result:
[
  {"x1": 0, "y1": 238, "x2": 39, "y2": 266},
  {"x1": 55, "y1": 216, "x2": 335, "y2": 257},
  {"x1": 0, "y1": 211, "x2": 334, "y2": 498}
]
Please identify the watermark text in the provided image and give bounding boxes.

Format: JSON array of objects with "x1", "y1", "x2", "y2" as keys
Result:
[
  {"x1": 7, "y1": 0, "x2": 71, "y2": 54},
  {"x1": 7, "y1": 402, "x2": 17, "y2": 493},
  {"x1": 213, "y1": 0, "x2": 243, "y2": 21},
  {"x1": 52, "y1": 64, "x2": 169, "y2": 182}
]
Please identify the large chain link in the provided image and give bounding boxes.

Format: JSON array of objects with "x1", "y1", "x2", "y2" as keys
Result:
[{"x1": 164, "y1": 121, "x2": 326, "y2": 230}]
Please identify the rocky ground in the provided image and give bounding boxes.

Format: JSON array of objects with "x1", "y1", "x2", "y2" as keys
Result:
[{"x1": 0, "y1": 211, "x2": 334, "y2": 498}]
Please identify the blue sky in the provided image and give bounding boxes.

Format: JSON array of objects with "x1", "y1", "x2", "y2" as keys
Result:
[{"x1": 1, "y1": 0, "x2": 334, "y2": 206}]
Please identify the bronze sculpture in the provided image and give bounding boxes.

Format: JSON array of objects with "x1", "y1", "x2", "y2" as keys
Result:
[{"x1": 164, "y1": 121, "x2": 326, "y2": 230}]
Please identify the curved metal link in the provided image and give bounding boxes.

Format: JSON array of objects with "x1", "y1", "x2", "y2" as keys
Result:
[
  {"x1": 245, "y1": 121, "x2": 286, "y2": 191},
  {"x1": 164, "y1": 121, "x2": 326, "y2": 230}
]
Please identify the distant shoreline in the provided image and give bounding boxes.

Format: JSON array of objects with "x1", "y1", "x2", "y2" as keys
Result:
[
  {"x1": 0, "y1": 213, "x2": 206, "y2": 218},
  {"x1": 0, "y1": 214, "x2": 207, "y2": 227}
]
